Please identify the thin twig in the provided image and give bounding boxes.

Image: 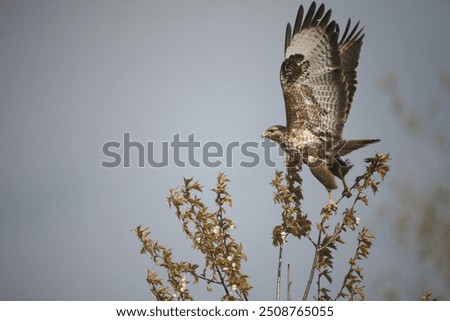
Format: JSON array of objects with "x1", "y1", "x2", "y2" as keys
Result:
[
  {"x1": 287, "y1": 264, "x2": 292, "y2": 301},
  {"x1": 303, "y1": 227, "x2": 322, "y2": 300},
  {"x1": 276, "y1": 242, "x2": 284, "y2": 301},
  {"x1": 215, "y1": 266, "x2": 230, "y2": 297},
  {"x1": 303, "y1": 250, "x2": 318, "y2": 300}
]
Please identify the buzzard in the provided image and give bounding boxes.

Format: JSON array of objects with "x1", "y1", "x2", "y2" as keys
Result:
[{"x1": 262, "y1": 2, "x2": 379, "y2": 206}]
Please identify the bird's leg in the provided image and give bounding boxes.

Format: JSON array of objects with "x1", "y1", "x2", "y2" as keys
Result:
[
  {"x1": 341, "y1": 177, "x2": 352, "y2": 198},
  {"x1": 329, "y1": 156, "x2": 353, "y2": 199},
  {"x1": 326, "y1": 190, "x2": 337, "y2": 211}
]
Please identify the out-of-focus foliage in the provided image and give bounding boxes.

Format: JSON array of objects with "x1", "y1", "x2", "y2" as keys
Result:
[{"x1": 378, "y1": 72, "x2": 450, "y2": 299}]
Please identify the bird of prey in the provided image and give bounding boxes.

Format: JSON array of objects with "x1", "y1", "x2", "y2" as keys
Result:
[{"x1": 262, "y1": 2, "x2": 379, "y2": 206}]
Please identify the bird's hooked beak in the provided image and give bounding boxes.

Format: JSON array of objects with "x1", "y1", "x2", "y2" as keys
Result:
[{"x1": 261, "y1": 130, "x2": 269, "y2": 139}]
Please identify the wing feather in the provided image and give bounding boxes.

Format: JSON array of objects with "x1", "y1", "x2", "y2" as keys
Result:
[
  {"x1": 281, "y1": 2, "x2": 347, "y2": 141},
  {"x1": 301, "y1": 2, "x2": 316, "y2": 30},
  {"x1": 338, "y1": 19, "x2": 365, "y2": 121},
  {"x1": 319, "y1": 8, "x2": 332, "y2": 29},
  {"x1": 292, "y1": 5, "x2": 303, "y2": 35},
  {"x1": 284, "y1": 23, "x2": 292, "y2": 54}
]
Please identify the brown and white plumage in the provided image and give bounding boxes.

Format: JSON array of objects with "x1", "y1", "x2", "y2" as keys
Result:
[{"x1": 262, "y1": 2, "x2": 379, "y2": 205}]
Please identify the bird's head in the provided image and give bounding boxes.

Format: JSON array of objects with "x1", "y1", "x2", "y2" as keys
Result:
[{"x1": 261, "y1": 125, "x2": 286, "y2": 143}]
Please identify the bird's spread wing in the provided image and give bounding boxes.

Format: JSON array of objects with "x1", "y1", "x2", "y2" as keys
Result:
[
  {"x1": 338, "y1": 19, "x2": 365, "y2": 121},
  {"x1": 280, "y1": 2, "x2": 364, "y2": 141}
]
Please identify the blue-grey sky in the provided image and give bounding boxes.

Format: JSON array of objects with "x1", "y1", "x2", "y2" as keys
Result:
[{"x1": 1, "y1": 0, "x2": 449, "y2": 300}]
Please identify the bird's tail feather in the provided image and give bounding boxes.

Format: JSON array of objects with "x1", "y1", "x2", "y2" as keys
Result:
[{"x1": 334, "y1": 139, "x2": 380, "y2": 156}]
